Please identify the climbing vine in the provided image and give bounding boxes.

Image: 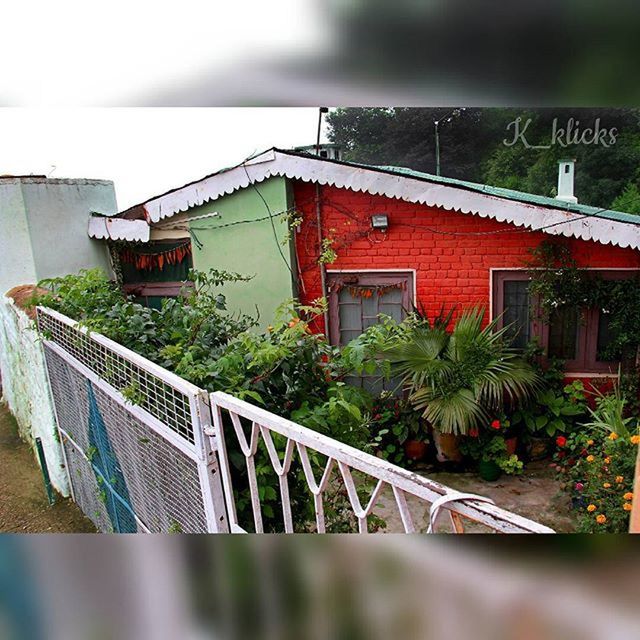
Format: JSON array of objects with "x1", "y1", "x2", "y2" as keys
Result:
[
  {"x1": 525, "y1": 240, "x2": 640, "y2": 363},
  {"x1": 318, "y1": 236, "x2": 338, "y2": 264}
]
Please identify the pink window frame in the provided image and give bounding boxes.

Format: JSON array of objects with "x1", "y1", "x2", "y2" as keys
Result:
[{"x1": 492, "y1": 269, "x2": 638, "y2": 374}]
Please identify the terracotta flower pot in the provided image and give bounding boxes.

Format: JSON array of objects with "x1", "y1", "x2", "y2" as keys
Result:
[
  {"x1": 478, "y1": 459, "x2": 502, "y2": 482},
  {"x1": 404, "y1": 439, "x2": 427, "y2": 461},
  {"x1": 432, "y1": 430, "x2": 462, "y2": 463},
  {"x1": 505, "y1": 436, "x2": 518, "y2": 456}
]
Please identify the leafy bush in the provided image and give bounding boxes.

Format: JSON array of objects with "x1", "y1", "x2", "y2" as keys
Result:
[
  {"x1": 460, "y1": 430, "x2": 524, "y2": 475},
  {"x1": 510, "y1": 380, "x2": 588, "y2": 438},
  {"x1": 365, "y1": 392, "x2": 423, "y2": 465},
  {"x1": 34, "y1": 268, "x2": 255, "y2": 365}
]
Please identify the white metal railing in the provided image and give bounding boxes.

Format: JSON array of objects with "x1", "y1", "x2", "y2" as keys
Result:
[{"x1": 210, "y1": 391, "x2": 554, "y2": 534}]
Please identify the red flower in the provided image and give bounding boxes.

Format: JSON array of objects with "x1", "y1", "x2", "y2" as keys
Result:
[
  {"x1": 469, "y1": 427, "x2": 479, "y2": 438},
  {"x1": 490, "y1": 420, "x2": 501, "y2": 430},
  {"x1": 556, "y1": 436, "x2": 567, "y2": 448}
]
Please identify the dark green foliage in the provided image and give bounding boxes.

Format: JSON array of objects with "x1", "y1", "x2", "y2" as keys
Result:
[
  {"x1": 327, "y1": 107, "x2": 504, "y2": 182},
  {"x1": 327, "y1": 108, "x2": 640, "y2": 211},
  {"x1": 366, "y1": 393, "x2": 422, "y2": 465},
  {"x1": 611, "y1": 182, "x2": 640, "y2": 214},
  {"x1": 511, "y1": 380, "x2": 588, "y2": 439}
]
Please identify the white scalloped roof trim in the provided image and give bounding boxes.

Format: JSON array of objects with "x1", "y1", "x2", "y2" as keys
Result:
[
  {"x1": 139, "y1": 150, "x2": 640, "y2": 251},
  {"x1": 88, "y1": 217, "x2": 150, "y2": 242}
]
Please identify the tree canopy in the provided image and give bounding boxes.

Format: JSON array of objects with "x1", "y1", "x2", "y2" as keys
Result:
[{"x1": 326, "y1": 108, "x2": 640, "y2": 211}]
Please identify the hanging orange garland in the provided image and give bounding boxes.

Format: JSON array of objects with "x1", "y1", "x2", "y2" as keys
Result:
[
  {"x1": 119, "y1": 242, "x2": 192, "y2": 271},
  {"x1": 336, "y1": 282, "x2": 405, "y2": 299}
]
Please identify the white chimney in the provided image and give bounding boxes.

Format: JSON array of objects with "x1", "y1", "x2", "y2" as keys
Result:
[{"x1": 556, "y1": 159, "x2": 578, "y2": 204}]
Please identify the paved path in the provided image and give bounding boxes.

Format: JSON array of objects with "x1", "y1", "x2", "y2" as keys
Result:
[
  {"x1": 376, "y1": 460, "x2": 576, "y2": 533},
  {"x1": 0, "y1": 403, "x2": 95, "y2": 533}
]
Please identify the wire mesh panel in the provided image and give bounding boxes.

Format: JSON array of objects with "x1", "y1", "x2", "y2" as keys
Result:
[
  {"x1": 210, "y1": 392, "x2": 554, "y2": 534},
  {"x1": 38, "y1": 307, "x2": 228, "y2": 533},
  {"x1": 38, "y1": 308, "x2": 195, "y2": 443}
]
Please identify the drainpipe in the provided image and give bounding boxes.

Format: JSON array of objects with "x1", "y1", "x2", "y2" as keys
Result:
[
  {"x1": 316, "y1": 183, "x2": 330, "y2": 337},
  {"x1": 315, "y1": 107, "x2": 330, "y2": 337}
]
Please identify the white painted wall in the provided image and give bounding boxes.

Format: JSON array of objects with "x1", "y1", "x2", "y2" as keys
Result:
[
  {"x1": 0, "y1": 297, "x2": 69, "y2": 495},
  {"x1": 0, "y1": 181, "x2": 38, "y2": 294},
  {"x1": 0, "y1": 177, "x2": 115, "y2": 296}
]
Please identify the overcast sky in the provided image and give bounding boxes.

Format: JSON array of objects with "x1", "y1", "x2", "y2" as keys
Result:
[
  {"x1": 1, "y1": 2, "x2": 328, "y2": 106},
  {"x1": 0, "y1": 108, "x2": 327, "y2": 210}
]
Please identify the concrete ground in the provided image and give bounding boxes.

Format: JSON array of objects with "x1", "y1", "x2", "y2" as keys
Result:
[
  {"x1": 0, "y1": 402, "x2": 95, "y2": 533},
  {"x1": 376, "y1": 461, "x2": 576, "y2": 533}
]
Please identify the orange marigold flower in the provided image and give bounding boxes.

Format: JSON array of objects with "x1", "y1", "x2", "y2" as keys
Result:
[
  {"x1": 608, "y1": 432, "x2": 619, "y2": 441},
  {"x1": 587, "y1": 504, "x2": 597, "y2": 512},
  {"x1": 604, "y1": 457, "x2": 611, "y2": 464},
  {"x1": 624, "y1": 492, "x2": 634, "y2": 501},
  {"x1": 615, "y1": 475, "x2": 624, "y2": 483},
  {"x1": 586, "y1": 455, "x2": 595, "y2": 463},
  {"x1": 631, "y1": 435, "x2": 640, "y2": 445},
  {"x1": 596, "y1": 514, "x2": 607, "y2": 524},
  {"x1": 587, "y1": 439, "x2": 594, "y2": 446},
  {"x1": 603, "y1": 482, "x2": 611, "y2": 489},
  {"x1": 624, "y1": 503, "x2": 633, "y2": 511}
]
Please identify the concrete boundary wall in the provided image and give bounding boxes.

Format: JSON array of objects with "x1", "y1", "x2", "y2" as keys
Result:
[{"x1": 0, "y1": 296, "x2": 69, "y2": 494}]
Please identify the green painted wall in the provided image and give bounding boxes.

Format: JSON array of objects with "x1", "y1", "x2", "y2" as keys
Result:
[{"x1": 188, "y1": 177, "x2": 296, "y2": 329}]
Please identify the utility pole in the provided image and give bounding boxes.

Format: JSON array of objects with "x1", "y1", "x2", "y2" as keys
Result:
[
  {"x1": 434, "y1": 119, "x2": 441, "y2": 176},
  {"x1": 434, "y1": 108, "x2": 466, "y2": 177}
]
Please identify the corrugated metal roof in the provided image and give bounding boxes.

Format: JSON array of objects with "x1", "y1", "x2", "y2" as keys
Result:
[
  {"x1": 97, "y1": 147, "x2": 640, "y2": 250},
  {"x1": 373, "y1": 164, "x2": 639, "y2": 226},
  {"x1": 88, "y1": 217, "x2": 149, "y2": 242},
  {"x1": 116, "y1": 147, "x2": 640, "y2": 226}
]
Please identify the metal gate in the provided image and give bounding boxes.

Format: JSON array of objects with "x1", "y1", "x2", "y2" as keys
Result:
[{"x1": 37, "y1": 307, "x2": 228, "y2": 533}]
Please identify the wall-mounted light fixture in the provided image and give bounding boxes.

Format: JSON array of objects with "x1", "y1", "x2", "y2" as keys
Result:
[{"x1": 371, "y1": 213, "x2": 389, "y2": 231}]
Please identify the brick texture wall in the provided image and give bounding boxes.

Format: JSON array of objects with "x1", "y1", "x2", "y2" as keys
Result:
[{"x1": 293, "y1": 181, "x2": 640, "y2": 334}]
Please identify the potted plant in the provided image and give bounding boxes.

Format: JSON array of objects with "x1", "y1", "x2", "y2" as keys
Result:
[
  {"x1": 511, "y1": 381, "x2": 587, "y2": 460},
  {"x1": 385, "y1": 307, "x2": 540, "y2": 465},
  {"x1": 368, "y1": 393, "x2": 426, "y2": 464},
  {"x1": 404, "y1": 437, "x2": 428, "y2": 461},
  {"x1": 460, "y1": 432, "x2": 524, "y2": 481}
]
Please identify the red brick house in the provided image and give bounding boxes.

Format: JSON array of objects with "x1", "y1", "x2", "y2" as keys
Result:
[{"x1": 90, "y1": 148, "x2": 640, "y2": 380}]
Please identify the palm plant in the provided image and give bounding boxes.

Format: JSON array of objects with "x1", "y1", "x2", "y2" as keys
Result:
[{"x1": 385, "y1": 307, "x2": 540, "y2": 435}]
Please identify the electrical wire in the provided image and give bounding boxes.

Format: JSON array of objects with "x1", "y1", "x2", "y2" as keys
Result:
[
  {"x1": 321, "y1": 195, "x2": 636, "y2": 238},
  {"x1": 241, "y1": 162, "x2": 298, "y2": 280},
  {"x1": 188, "y1": 209, "x2": 289, "y2": 231}
]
